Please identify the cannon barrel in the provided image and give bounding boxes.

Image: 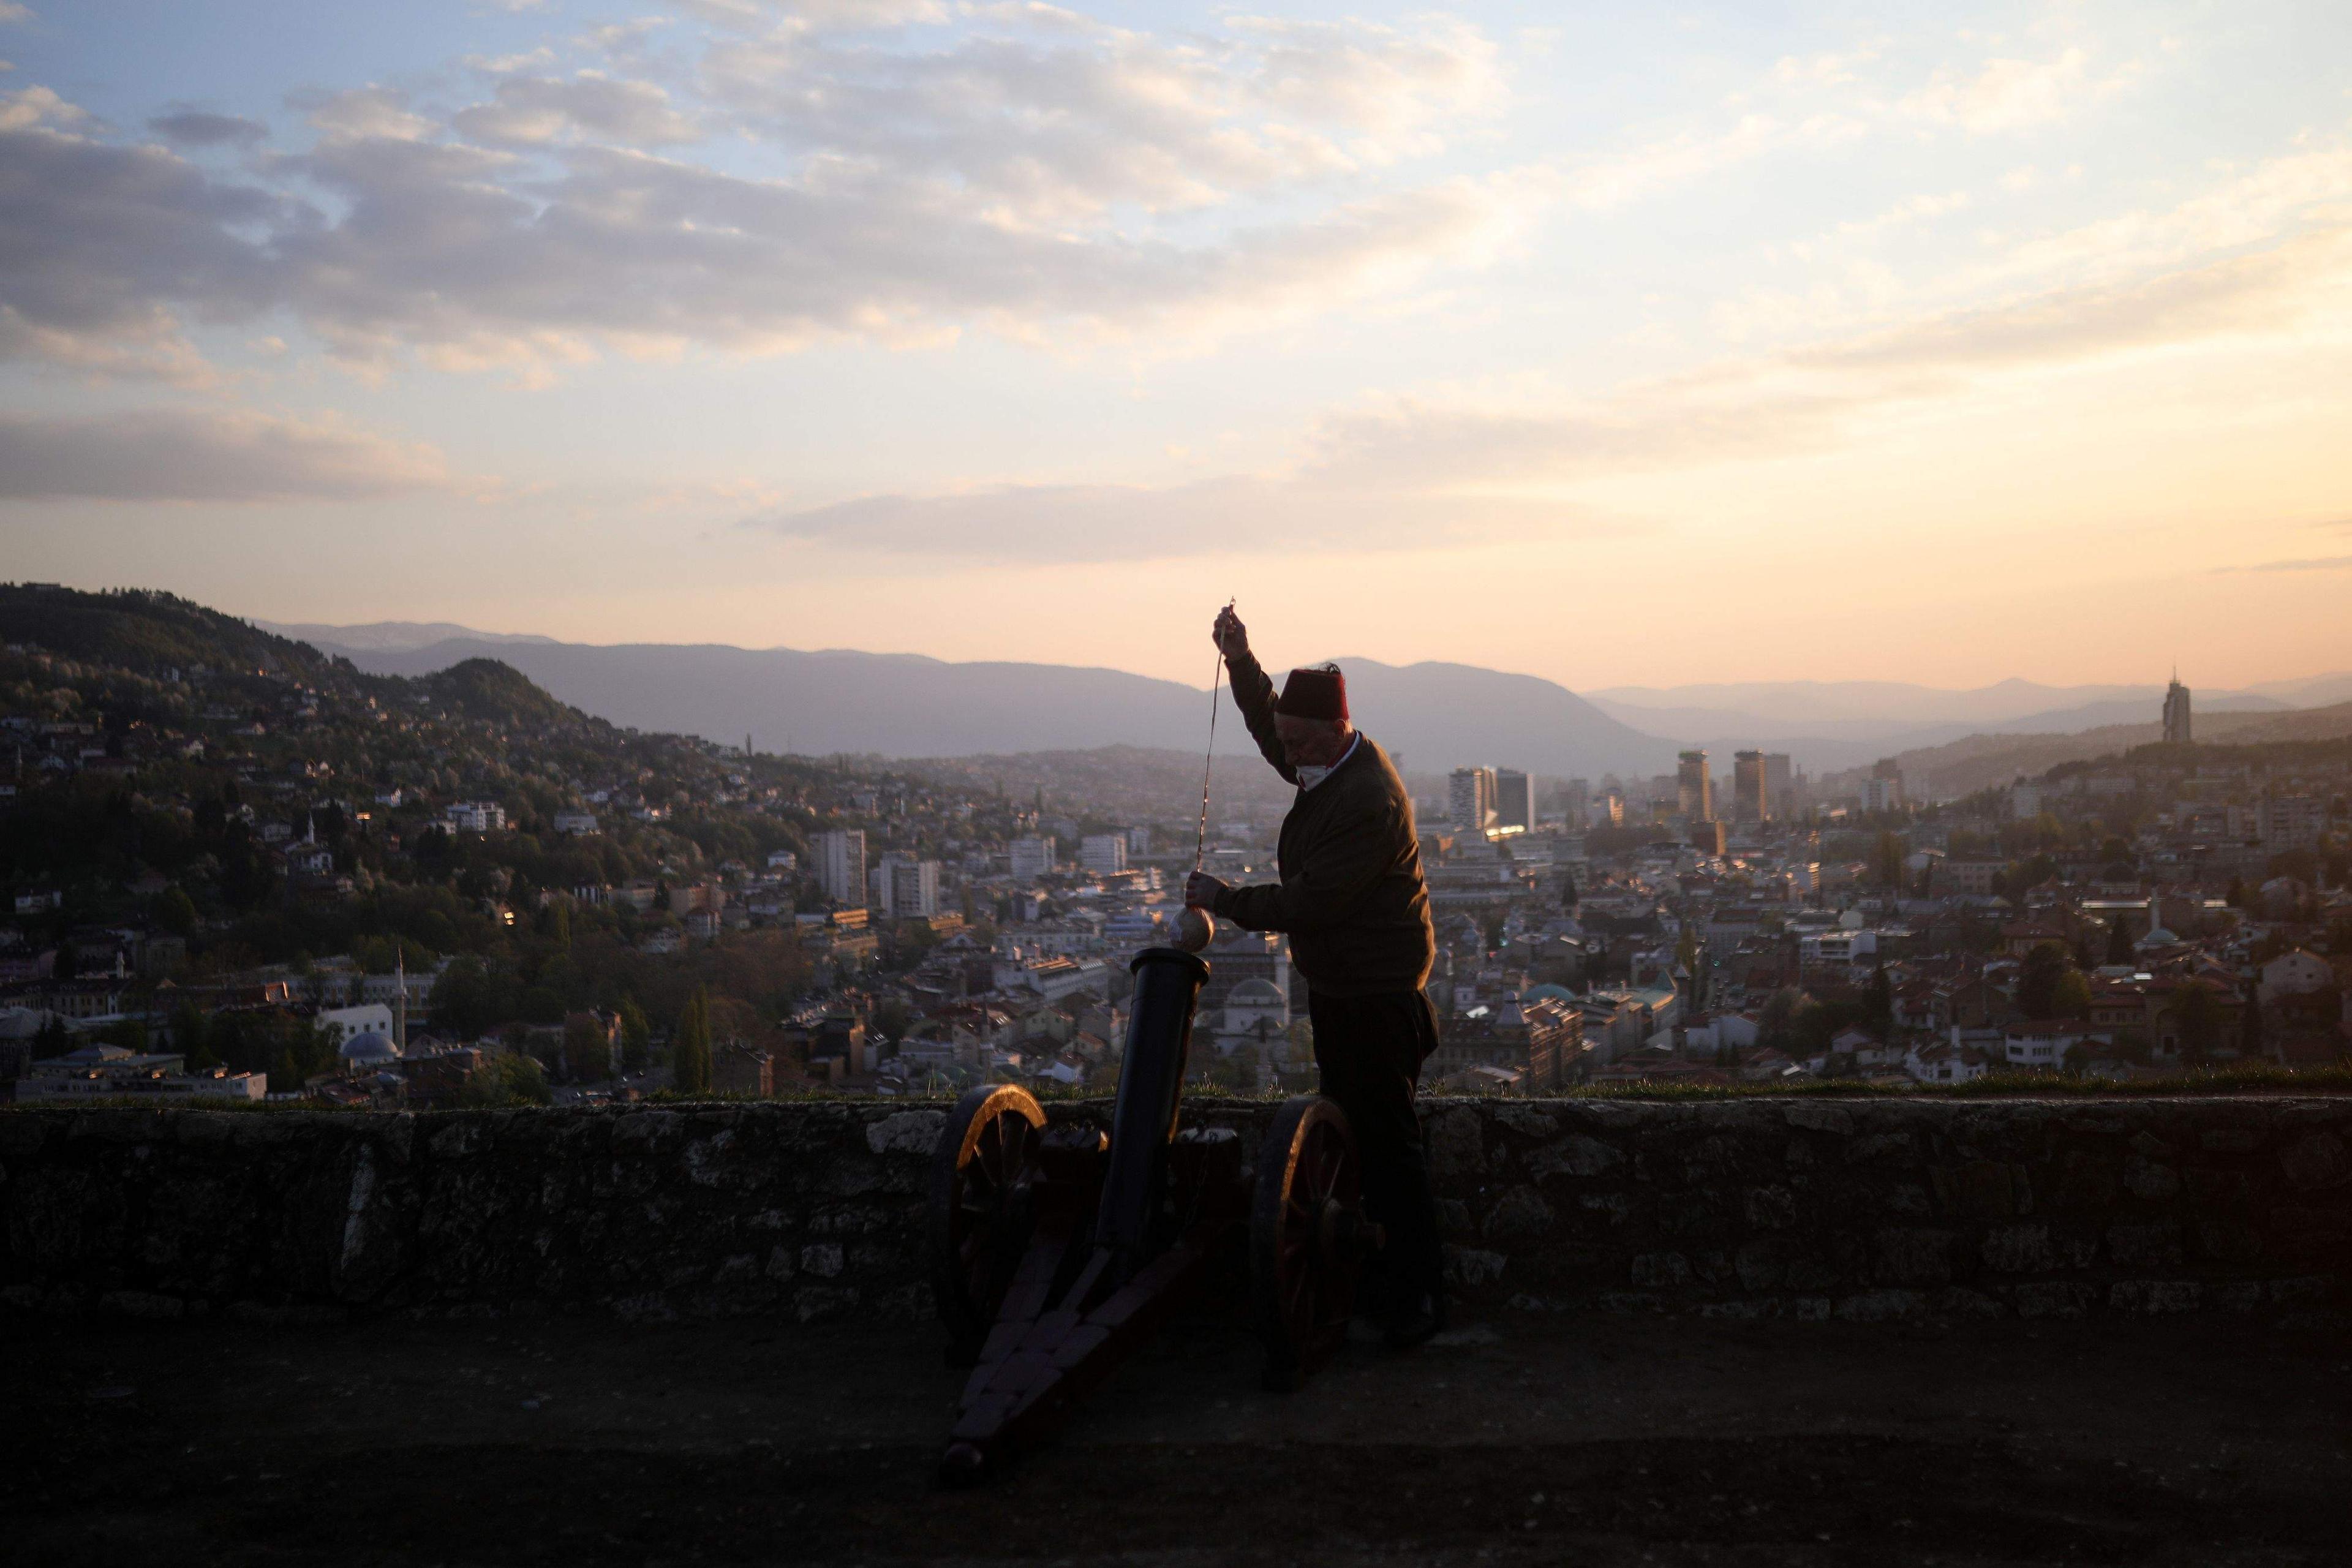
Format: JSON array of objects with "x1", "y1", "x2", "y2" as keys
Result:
[{"x1": 1091, "y1": 944, "x2": 1209, "y2": 1270}]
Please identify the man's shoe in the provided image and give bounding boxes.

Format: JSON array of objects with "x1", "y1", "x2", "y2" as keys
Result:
[{"x1": 1382, "y1": 1289, "x2": 1448, "y2": 1351}]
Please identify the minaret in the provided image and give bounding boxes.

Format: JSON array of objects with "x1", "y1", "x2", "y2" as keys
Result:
[{"x1": 394, "y1": 948, "x2": 408, "y2": 1054}]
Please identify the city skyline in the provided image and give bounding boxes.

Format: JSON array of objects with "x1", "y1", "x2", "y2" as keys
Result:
[{"x1": 4, "y1": 1, "x2": 2351, "y2": 689}]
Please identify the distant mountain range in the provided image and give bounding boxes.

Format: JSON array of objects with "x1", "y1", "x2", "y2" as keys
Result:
[
  {"x1": 274, "y1": 625, "x2": 1684, "y2": 778},
  {"x1": 266, "y1": 619, "x2": 2352, "y2": 790}
]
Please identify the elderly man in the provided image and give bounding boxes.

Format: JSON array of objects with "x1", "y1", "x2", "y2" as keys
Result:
[{"x1": 1184, "y1": 605, "x2": 1445, "y2": 1346}]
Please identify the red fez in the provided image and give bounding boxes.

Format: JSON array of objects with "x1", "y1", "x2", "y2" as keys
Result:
[{"x1": 1275, "y1": 664, "x2": 1348, "y2": 722}]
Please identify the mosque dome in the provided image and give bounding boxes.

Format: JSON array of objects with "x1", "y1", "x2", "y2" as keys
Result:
[
  {"x1": 1524, "y1": 983, "x2": 1577, "y2": 1005},
  {"x1": 1227, "y1": 978, "x2": 1286, "y2": 1007},
  {"x1": 341, "y1": 1030, "x2": 402, "y2": 1065}
]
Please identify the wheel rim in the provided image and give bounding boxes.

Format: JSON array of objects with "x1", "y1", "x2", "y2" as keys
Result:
[
  {"x1": 929, "y1": 1085, "x2": 1046, "y2": 1349},
  {"x1": 1253, "y1": 1097, "x2": 1361, "y2": 1376},
  {"x1": 950, "y1": 1109, "x2": 1036, "y2": 1303}
]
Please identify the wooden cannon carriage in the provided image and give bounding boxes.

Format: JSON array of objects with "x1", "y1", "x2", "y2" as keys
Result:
[{"x1": 929, "y1": 944, "x2": 1382, "y2": 1483}]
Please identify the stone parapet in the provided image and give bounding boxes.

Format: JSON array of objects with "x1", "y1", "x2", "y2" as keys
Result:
[{"x1": 1, "y1": 1096, "x2": 2345, "y2": 1327}]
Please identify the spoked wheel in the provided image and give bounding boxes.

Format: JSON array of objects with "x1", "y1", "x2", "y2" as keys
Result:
[
  {"x1": 1251, "y1": 1095, "x2": 1371, "y2": 1391},
  {"x1": 929, "y1": 1084, "x2": 1047, "y2": 1364}
]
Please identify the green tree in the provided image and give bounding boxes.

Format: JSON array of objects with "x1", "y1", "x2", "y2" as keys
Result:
[
  {"x1": 672, "y1": 985, "x2": 713, "y2": 1095},
  {"x1": 2105, "y1": 912, "x2": 2135, "y2": 967},
  {"x1": 617, "y1": 997, "x2": 650, "y2": 1076},
  {"x1": 171, "y1": 1001, "x2": 220, "y2": 1071},
  {"x1": 1872, "y1": 832, "x2": 1906, "y2": 889},
  {"x1": 562, "y1": 1012, "x2": 609, "y2": 1082},
  {"x1": 32, "y1": 1013, "x2": 72, "y2": 1059},
  {"x1": 2049, "y1": 968, "x2": 2092, "y2": 1020},
  {"x1": 2015, "y1": 941, "x2": 2075, "y2": 1019},
  {"x1": 1865, "y1": 964, "x2": 1894, "y2": 1034},
  {"x1": 2168, "y1": 981, "x2": 2223, "y2": 1066},
  {"x1": 459, "y1": 1051, "x2": 552, "y2": 1107},
  {"x1": 155, "y1": 885, "x2": 198, "y2": 938}
]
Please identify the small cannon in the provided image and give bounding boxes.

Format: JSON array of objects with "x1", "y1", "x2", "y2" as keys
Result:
[{"x1": 929, "y1": 945, "x2": 1382, "y2": 1483}]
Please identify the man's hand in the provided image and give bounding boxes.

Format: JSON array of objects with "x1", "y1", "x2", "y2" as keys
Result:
[
  {"x1": 1211, "y1": 604, "x2": 1249, "y2": 661},
  {"x1": 1185, "y1": 870, "x2": 1229, "y2": 911}
]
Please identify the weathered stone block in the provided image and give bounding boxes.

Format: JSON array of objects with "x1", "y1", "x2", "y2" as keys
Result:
[
  {"x1": 2278, "y1": 1133, "x2": 2346, "y2": 1192},
  {"x1": 1932, "y1": 1159, "x2": 2029, "y2": 1219},
  {"x1": 1872, "y1": 1229, "x2": 1954, "y2": 1286},
  {"x1": 864, "y1": 1109, "x2": 944, "y2": 1157},
  {"x1": 2193, "y1": 1221, "x2": 2261, "y2": 1265},
  {"x1": 1629, "y1": 1251, "x2": 1690, "y2": 1287},
  {"x1": 1443, "y1": 1245, "x2": 1507, "y2": 1289},
  {"x1": 1530, "y1": 1134, "x2": 1623, "y2": 1180},
  {"x1": 2109, "y1": 1280, "x2": 2201, "y2": 1314},
  {"x1": 1836, "y1": 1289, "x2": 1926, "y2": 1322},
  {"x1": 1981, "y1": 1224, "x2": 2056, "y2": 1275},
  {"x1": 2122, "y1": 1156, "x2": 2180, "y2": 1202},
  {"x1": 2013, "y1": 1281, "x2": 2098, "y2": 1319},
  {"x1": 1424, "y1": 1108, "x2": 1484, "y2": 1180},
  {"x1": 1782, "y1": 1104, "x2": 1853, "y2": 1137},
  {"x1": 1482, "y1": 1186, "x2": 1554, "y2": 1245},
  {"x1": 1491, "y1": 1106, "x2": 1558, "y2": 1140},
  {"x1": 2106, "y1": 1222, "x2": 2183, "y2": 1269},
  {"x1": 1744, "y1": 1185, "x2": 1796, "y2": 1231}
]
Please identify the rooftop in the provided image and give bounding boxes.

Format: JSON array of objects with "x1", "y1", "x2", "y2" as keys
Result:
[{"x1": 5, "y1": 1308, "x2": 2343, "y2": 1566}]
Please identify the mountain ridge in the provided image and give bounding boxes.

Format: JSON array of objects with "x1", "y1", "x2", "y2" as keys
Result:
[{"x1": 298, "y1": 633, "x2": 1684, "y2": 778}]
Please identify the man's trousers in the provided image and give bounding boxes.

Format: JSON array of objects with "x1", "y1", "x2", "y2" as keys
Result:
[{"x1": 1303, "y1": 987, "x2": 1445, "y2": 1303}]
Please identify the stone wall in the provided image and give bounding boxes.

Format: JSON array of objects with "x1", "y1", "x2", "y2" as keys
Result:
[{"x1": 2, "y1": 1096, "x2": 2347, "y2": 1328}]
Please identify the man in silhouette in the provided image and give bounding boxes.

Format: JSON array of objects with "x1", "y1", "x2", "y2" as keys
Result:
[{"x1": 1185, "y1": 605, "x2": 1445, "y2": 1346}]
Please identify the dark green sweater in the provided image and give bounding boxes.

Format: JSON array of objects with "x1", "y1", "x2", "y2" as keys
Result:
[{"x1": 1211, "y1": 649, "x2": 1435, "y2": 998}]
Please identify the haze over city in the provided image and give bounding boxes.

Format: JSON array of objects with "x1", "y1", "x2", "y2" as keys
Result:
[{"x1": 4, "y1": 0, "x2": 2351, "y2": 690}]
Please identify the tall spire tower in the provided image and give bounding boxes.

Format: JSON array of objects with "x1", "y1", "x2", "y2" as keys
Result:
[{"x1": 2162, "y1": 670, "x2": 2193, "y2": 745}]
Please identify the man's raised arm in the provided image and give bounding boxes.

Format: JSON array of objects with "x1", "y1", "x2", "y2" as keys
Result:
[{"x1": 1213, "y1": 606, "x2": 1297, "y2": 786}]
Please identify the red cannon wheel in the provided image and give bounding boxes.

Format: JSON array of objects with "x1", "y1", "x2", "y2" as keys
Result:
[
  {"x1": 929, "y1": 1084, "x2": 1046, "y2": 1364},
  {"x1": 1251, "y1": 1095, "x2": 1368, "y2": 1391}
]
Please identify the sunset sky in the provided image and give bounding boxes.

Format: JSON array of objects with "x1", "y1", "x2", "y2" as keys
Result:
[{"x1": 4, "y1": 0, "x2": 2349, "y2": 691}]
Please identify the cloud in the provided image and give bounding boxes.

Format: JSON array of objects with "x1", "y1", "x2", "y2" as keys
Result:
[
  {"x1": 452, "y1": 74, "x2": 702, "y2": 146},
  {"x1": 0, "y1": 118, "x2": 289, "y2": 374},
  {"x1": 0, "y1": 5, "x2": 1521, "y2": 381},
  {"x1": 677, "y1": 0, "x2": 948, "y2": 34},
  {"x1": 0, "y1": 4, "x2": 31, "y2": 23},
  {"x1": 302, "y1": 86, "x2": 438, "y2": 143},
  {"x1": 0, "y1": 81, "x2": 1536, "y2": 379},
  {"x1": 1790, "y1": 227, "x2": 2352, "y2": 375},
  {"x1": 1, "y1": 84, "x2": 82, "y2": 130},
  {"x1": 698, "y1": 10, "x2": 1504, "y2": 221},
  {"x1": 1292, "y1": 221, "x2": 2352, "y2": 493},
  {"x1": 2217, "y1": 555, "x2": 2352, "y2": 574},
  {"x1": 745, "y1": 475, "x2": 1608, "y2": 563},
  {"x1": 0, "y1": 406, "x2": 451, "y2": 501},
  {"x1": 739, "y1": 186, "x2": 2352, "y2": 562},
  {"x1": 148, "y1": 110, "x2": 269, "y2": 148},
  {"x1": 1899, "y1": 48, "x2": 2144, "y2": 134}
]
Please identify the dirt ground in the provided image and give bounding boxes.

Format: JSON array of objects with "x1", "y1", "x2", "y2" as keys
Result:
[{"x1": 3, "y1": 1303, "x2": 2348, "y2": 1567}]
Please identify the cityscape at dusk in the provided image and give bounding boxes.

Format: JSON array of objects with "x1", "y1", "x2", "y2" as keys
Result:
[{"x1": 3, "y1": 3, "x2": 2350, "y2": 1565}]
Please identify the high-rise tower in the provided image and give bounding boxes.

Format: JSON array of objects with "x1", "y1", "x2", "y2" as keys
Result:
[
  {"x1": 2162, "y1": 671, "x2": 2192, "y2": 745},
  {"x1": 1676, "y1": 750, "x2": 1713, "y2": 823}
]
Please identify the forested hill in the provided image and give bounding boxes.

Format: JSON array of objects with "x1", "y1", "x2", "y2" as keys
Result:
[
  {"x1": 1, "y1": 586, "x2": 594, "y2": 739},
  {"x1": 0, "y1": 586, "x2": 337, "y2": 682}
]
